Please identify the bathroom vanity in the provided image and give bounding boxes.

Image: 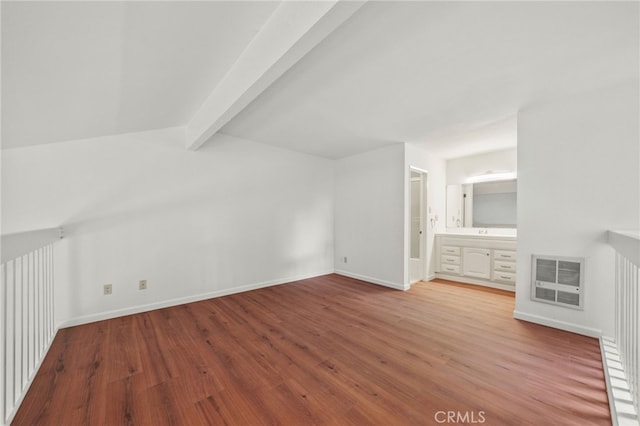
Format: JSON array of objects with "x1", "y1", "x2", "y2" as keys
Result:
[{"x1": 435, "y1": 231, "x2": 517, "y2": 292}]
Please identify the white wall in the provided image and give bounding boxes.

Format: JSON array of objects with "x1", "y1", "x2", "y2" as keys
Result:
[
  {"x1": 405, "y1": 143, "x2": 447, "y2": 282},
  {"x1": 515, "y1": 79, "x2": 639, "y2": 337},
  {"x1": 2, "y1": 128, "x2": 334, "y2": 326},
  {"x1": 334, "y1": 144, "x2": 406, "y2": 289},
  {"x1": 446, "y1": 147, "x2": 517, "y2": 185}
]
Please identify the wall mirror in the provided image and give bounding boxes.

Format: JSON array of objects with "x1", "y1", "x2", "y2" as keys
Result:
[{"x1": 446, "y1": 179, "x2": 517, "y2": 228}]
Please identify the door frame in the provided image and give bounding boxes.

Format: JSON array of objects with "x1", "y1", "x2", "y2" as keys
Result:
[{"x1": 409, "y1": 167, "x2": 429, "y2": 284}]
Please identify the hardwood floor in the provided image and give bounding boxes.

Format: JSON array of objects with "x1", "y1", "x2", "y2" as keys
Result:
[{"x1": 13, "y1": 275, "x2": 611, "y2": 425}]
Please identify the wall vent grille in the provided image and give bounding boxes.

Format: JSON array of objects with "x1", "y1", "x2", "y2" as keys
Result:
[{"x1": 531, "y1": 255, "x2": 584, "y2": 310}]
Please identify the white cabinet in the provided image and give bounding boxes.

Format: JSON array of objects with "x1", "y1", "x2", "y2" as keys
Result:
[
  {"x1": 493, "y1": 250, "x2": 517, "y2": 284},
  {"x1": 462, "y1": 248, "x2": 491, "y2": 279},
  {"x1": 441, "y1": 263, "x2": 461, "y2": 274},
  {"x1": 446, "y1": 185, "x2": 462, "y2": 228},
  {"x1": 440, "y1": 246, "x2": 461, "y2": 275},
  {"x1": 441, "y1": 246, "x2": 461, "y2": 256},
  {"x1": 435, "y1": 234, "x2": 517, "y2": 291}
]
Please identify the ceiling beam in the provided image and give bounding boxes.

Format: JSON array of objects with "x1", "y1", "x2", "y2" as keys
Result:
[{"x1": 185, "y1": 0, "x2": 366, "y2": 151}]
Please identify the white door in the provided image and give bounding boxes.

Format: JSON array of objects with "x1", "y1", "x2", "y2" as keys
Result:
[{"x1": 410, "y1": 170, "x2": 427, "y2": 283}]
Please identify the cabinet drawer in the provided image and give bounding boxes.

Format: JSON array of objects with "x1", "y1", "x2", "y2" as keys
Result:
[
  {"x1": 494, "y1": 260, "x2": 516, "y2": 272},
  {"x1": 440, "y1": 264, "x2": 460, "y2": 274},
  {"x1": 441, "y1": 255, "x2": 460, "y2": 265},
  {"x1": 494, "y1": 250, "x2": 516, "y2": 261},
  {"x1": 442, "y1": 246, "x2": 461, "y2": 255},
  {"x1": 493, "y1": 271, "x2": 516, "y2": 284}
]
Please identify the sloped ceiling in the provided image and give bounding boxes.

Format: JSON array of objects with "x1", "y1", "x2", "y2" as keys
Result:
[
  {"x1": 222, "y1": 1, "x2": 638, "y2": 158},
  {"x1": 2, "y1": 1, "x2": 638, "y2": 159},
  {"x1": 2, "y1": 1, "x2": 279, "y2": 148}
]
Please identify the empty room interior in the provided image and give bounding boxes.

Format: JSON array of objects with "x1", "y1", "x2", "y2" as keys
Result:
[{"x1": 1, "y1": 1, "x2": 639, "y2": 425}]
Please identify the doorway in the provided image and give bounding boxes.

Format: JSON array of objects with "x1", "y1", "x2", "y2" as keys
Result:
[{"x1": 409, "y1": 169, "x2": 428, "y2": 284}]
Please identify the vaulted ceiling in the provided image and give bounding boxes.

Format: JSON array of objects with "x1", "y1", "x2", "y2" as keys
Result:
[{"x1": 2, "y1": 1, "x2": 638, "y2": 159}]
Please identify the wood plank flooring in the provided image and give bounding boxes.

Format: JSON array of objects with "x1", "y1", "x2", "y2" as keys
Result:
[{"x1": 13, "y1": 275, "x2": 611, "y2": 425}]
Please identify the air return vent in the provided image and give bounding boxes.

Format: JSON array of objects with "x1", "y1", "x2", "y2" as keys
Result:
[{"x1": 531, "y1": 255, "x2": 584, "y2": 309}]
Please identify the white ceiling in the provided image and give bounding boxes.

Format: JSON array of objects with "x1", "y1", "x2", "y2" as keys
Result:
[
  {"x1": 222, "y1": 1, "x2": 638, "y2": 159},
  {"x1": 2, "y1": 1, "x2": 638, "y2": 159},
  {"x1": 2, "y1": 1, "x2": 279, "y2": 148}
]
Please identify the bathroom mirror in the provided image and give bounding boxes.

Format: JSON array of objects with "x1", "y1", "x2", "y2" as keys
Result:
[{"x1": 447, "y1": 179, "x2": 517, "y2": 228}]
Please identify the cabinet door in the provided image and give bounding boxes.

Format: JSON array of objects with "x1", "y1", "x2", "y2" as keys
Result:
[
  {"x1": 463, "y1": 248, "x2": 491, "y2": 279},
  {"x1": 446, "y1": 185, "x2": 461, "y2": 228}
]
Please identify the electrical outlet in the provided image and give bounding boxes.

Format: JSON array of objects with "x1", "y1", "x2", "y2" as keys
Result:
[
  {"x1": 139, "y1": 280, "x2": 147, "y2": 290},
  {"x1": 343, "y1": 256, "x2": 348, "y2": 263},
  {"x1": 104, "y1": 284, "x2": 112, "y2": 295}
]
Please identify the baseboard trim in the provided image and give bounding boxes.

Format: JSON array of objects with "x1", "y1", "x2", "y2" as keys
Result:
[
  {"x1": 434, "y1": 273, "x2": 515, "y2": 292},
  {"x1": 57, "y1": 271, "x2": 334, "y2": 329},
  {"x1": 513, "y1": 310, "x2": 602, "y2": 338},
  {"x1": 334, "y1": 270, "x2": 408, "y2": 291}
]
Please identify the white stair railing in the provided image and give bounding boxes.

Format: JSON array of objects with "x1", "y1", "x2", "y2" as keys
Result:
[
  {"x1": 604, "y1": 230, "x2": 640, "y2": 426},
  {"x1": 0, "y1": 228, "x2": 62, "y2": 426}
]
